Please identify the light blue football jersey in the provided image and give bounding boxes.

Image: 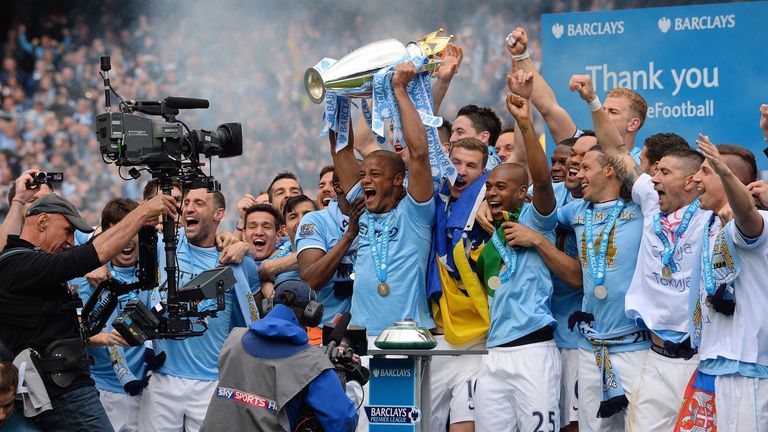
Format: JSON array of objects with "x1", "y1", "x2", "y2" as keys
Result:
[
  {"x1": 75, "y1": 264, "x2": 152, "y2": 394},
  {"x1": 558, "y1": 199, "x2": 650, "y2": 352},
  {"x1": 350, "y1": 194, "x2": 435, "y2": 335},
  {"x1": 295, "y1": 200, "x2": 355, "y2": 325},
  {"x1": 550, "y1": 182, "x2": 584, "y2": 349},
  {"x1": 154, "y1": 228, "x2": 236, "y2": 381},
  {"x1": 486, "y1": 203, "x2": 558, "y2": 347}
]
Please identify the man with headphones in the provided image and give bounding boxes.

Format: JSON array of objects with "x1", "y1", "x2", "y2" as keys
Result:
[{"x1": 202, "y1": 279, "x2": 358, "y2": 432}]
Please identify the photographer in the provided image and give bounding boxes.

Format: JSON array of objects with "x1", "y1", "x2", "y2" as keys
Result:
[
  {"x1": 0, "y1": 192, "x2": 177, "y2": 431},
  {"x1": 202, "y1": 279, "x2": 358, "y2": 432},
  {"x1": 0, "y1": 169, "x2": 55, "y2": 250}
]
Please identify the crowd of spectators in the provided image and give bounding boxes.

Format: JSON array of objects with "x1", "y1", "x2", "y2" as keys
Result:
[{"x1": 0, "y1": 0, "x2": 739, "y2": 227}]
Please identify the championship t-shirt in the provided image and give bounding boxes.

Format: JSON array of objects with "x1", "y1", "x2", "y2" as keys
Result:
[
  {"x1": 550, "y1": 182, "x2": 583, "y2": 350},
  {"x1": 698, "y1": 211, "x2": 768, "y2": 376},
  {"x1": 625, "y1": 174, "x2": 711, "y2": 341},
  {"x1": 75, "y1": 264, "x2": 153, "y2": 394}
]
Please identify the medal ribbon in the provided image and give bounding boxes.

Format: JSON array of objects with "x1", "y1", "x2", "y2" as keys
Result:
[
  {"x1": 653, "y1": 198, "x2": 700, "y2": 273},
  {"x1": 584, "y1": 199, "x2": 626, "y2": 288},
  {"x1": 700, "y1": 213, "x2": 717, "y2": 296},
  {"x1": 367, "y1": 210, "x2": 396, "y2": 283},
  {"x1": 490, "y1": 230, "x2": 517, "y2": 283}
]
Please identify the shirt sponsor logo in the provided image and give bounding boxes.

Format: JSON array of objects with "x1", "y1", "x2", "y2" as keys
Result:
[{"x1": 216, "y1": 386, "x2": 277, "y2": 412}]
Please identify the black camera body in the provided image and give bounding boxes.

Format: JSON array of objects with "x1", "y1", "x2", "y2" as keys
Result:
[
  {"x1": 95, "y1": 112, "x2": 242, "y2": 168},
  {"x1": 27, "y1": 171, "x2": 63, "y2": 189}
]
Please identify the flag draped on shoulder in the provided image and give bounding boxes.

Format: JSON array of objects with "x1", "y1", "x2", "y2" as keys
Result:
[
  {"x1": 427, "y1": 172, "x2": 491, "y2": 345},
  {"x1": 476, "y1": 209, "x2": 521, "y2": 297}
]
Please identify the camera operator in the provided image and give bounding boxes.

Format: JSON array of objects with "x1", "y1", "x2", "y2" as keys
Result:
[
  {"x1": 202, "y1": 279, "x2": 358, "y2": 432},
  {"x1": 0, "y1": 192, "x2": 177, "y2": 431},
  {"x1": 0, "y1": 169, "x2": 54, "y2": 250}
]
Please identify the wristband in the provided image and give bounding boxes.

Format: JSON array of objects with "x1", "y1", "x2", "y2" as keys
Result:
[
  {"x1": 513, "y1": 50, "x2": 531, "y2": 62},
  {"x1": 587, "y1": 96, "x2": 602, "y2": 112},
  {"x1": 12, "y1": 197, "x2": 27, "y2": 206}
]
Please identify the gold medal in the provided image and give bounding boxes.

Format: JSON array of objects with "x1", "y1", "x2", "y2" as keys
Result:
[
  {"x1": 377, "y1": 282, "x2": 390, "y2": 297},
  {"x1": 662, "y1": 266, "x2": 672, "y2": 279},
  {"x1": 594, "y1": 285, "x2": 608, "y2": 300},
  {"x1": 488, "y1": 276, "x2": 502, "y2": 291}
]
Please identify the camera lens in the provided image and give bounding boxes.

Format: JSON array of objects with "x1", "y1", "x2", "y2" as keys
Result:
[{"x1": 33, "y1": 172, "x2": 47, "y2": 183}]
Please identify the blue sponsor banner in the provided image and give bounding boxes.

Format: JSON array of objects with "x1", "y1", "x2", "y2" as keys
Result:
[
  {"x1": 368, "y1": 357, "x2": 419, "y2": 431},
  {"x1": 542, "y1": 1, "x2": 768, "y2": 169}
]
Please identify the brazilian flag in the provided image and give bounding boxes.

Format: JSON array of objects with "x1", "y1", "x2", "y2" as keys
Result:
[{"x1": 477, "y1": 210, "x2": 520, "y2": 297}]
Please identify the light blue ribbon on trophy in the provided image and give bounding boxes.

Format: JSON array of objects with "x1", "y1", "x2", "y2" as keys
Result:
[
  {"x1": 584, "y1": 199, "x2": 626, "y2": 300},
  {"x1": 315, "y1": 57, "x2": 370, "y2": 153},
  {"x1": 370, "y1": 55, "x2": 457, "y2": 187},
  {"x1": 653, "y1": 198, "x2": 699, "y2": 277},
  {"x1": 361, "y1": 99, "x2": 386, "y2": 145},
  {"x1": 486, "y1": 146, "x2": 502, "y2": 170}
]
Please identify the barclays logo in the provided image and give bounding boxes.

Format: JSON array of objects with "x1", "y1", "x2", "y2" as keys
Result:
[
  {"x1": 658, "y1": 17, "x2": 671, "y2": 33},
  {"x1": 552, "y1": 23, "x2": 564, "y2": 39},
  {"x1": 658, "y1": 14, "x2": 736, "y2": 33},
  {"x1": 553, "y1": 21, "x2": 624, "y2": 38}
]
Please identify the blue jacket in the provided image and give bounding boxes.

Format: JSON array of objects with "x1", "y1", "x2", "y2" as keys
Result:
[{"x1": 243, "y1": 305, "x2": 358, "y2": 432}]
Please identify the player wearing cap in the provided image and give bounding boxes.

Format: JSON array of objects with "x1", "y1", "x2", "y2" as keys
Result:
[
  {"x1": 0, "y1": 193, "x2": 176, "y2": 431},
  {"x1": 203, "y1": 280, "x2": 357, "y2": 432}
]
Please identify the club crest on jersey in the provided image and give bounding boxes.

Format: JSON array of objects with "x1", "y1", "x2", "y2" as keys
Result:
[{"x1": 300, "y1": 223, "x2": 315, "y2": 237}]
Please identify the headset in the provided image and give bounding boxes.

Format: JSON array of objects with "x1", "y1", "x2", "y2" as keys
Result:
[{"x1": 261, "y1": 281, "x2": 324, "y2": 328}]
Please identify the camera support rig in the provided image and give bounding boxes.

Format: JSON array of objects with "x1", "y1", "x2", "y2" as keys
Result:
[{"x1": 85, "y1": 55, "x2": 242, "y2": 343}]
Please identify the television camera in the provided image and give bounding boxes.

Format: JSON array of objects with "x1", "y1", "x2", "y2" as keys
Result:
[{"x1": 83, "y1": 55, "x2": 243, "y2": 343}]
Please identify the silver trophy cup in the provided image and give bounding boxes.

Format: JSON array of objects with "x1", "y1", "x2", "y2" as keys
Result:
[{"x1": 304, "y1": 29, "x2": 452, "y2": 104}]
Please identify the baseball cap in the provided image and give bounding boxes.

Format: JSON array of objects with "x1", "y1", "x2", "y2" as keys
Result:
[
  {"x1": 274, "y1": 279, "x2": 314, "y2": 308},
  {"x1": 26, "y1": 194, "x2": 94, "y2": 233}
]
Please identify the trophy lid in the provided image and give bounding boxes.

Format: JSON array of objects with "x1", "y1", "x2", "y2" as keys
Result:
[{"x1": 374, "y1": 319, "x2": 437, "y2": 349}]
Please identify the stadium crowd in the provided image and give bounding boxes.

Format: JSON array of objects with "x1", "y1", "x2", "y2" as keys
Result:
[{"x1": 0, "y1": 1, "x2": 766, "y2": 432}]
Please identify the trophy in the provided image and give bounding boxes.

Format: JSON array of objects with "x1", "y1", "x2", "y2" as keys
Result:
[{"x1": 304, "y1": 29, "x2": 453, "y2": 104}]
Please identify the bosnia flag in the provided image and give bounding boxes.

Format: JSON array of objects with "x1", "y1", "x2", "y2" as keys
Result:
[{"x1": 427, "y1": 173, "x2": 491, "y2": 345}]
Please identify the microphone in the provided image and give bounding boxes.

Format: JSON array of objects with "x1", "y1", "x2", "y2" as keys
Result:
[
  {"x1": 164, "y1": 96, "x2": 209, "y2": 110},
  {"x1": 324, "y1": 312, "x2": 352, "y2": 356},
  {"x1": 100, "y1": 55, "x2": 112, "y2": 111}
]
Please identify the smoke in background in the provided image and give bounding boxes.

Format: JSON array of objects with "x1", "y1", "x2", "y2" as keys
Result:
[
  {"x1": 2, "y1": 0, "x2": 740, "y2": 226},
  {"x1": 94, "y1": 0, "x2": 538, "y2": 226}
]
